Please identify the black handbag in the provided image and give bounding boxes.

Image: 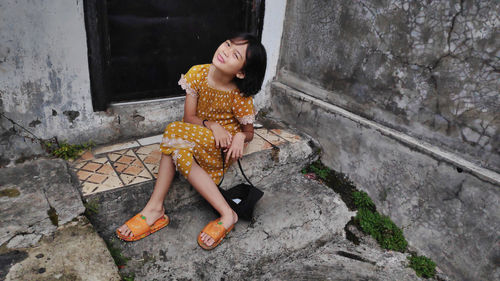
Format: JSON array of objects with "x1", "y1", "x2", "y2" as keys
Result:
[{"x1": 214, "y1": 150, "x2": 264, "y2": 221}]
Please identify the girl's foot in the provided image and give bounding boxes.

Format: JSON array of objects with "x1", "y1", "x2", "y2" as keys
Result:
[
  {"x1": 199, "y1": 210, "x2": 238, "y2": 247},
  {"x1": 117, "y1": 206, "x2": 166, "y2": 238}
]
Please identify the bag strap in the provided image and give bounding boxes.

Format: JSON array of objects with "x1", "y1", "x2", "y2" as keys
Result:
[
  {"x1": 217, "y1": 132, "x2": 280, "y2": 188},
  {"x1": 217, "y1": 149, "x2": 254, "y2": 188}
]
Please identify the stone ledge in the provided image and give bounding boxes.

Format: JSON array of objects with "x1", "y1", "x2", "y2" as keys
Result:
[{"x1": 272, "y1": 81, "x2": 500, "y2": 186}]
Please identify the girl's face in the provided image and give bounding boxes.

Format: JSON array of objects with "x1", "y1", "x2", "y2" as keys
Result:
[{"x1": 212, "y1": 39, "x2": 248, "y2": 79}]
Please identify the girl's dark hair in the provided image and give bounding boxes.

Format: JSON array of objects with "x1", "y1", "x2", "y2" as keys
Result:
[{"x1": 229, "y1": 33, "x2": 267, "y2": 97}]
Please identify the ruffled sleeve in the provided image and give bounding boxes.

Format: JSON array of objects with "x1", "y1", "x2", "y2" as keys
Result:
[
  {"x1": 178, "y1": 65, "x2": 201, "y2": 97},
  {"x1": 232, "y1": 92, "x2": 255, "y2": 125}
]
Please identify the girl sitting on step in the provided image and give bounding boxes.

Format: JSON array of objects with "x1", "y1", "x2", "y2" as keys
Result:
[{"x1": 116, "y1": 33, "x2": 267, "y2": 250}]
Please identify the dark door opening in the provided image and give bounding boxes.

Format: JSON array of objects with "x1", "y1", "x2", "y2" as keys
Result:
[{"x1": 84, "y1": 0, "x2": 265, "y2": 111}]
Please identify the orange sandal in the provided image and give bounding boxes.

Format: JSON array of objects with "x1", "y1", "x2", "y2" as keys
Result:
[
  {"x1": 197, "y1": 218, "x2": 235, "y2": 250},
  {"x1": 116, "y1": 213, "x2": 170, "y2": 242}
]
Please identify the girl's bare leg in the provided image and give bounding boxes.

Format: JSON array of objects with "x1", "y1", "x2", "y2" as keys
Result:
[
  {"x1": 187, "y1": 160, "x2": 238, "y2": 247},
  {"x1": 118, "y1": 153, "x2": 176, "y2": 237}
]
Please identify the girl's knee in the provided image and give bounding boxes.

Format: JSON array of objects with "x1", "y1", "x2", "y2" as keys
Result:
[{"x1": 166, "y1": 121, "x2": 182, "y2": 131}]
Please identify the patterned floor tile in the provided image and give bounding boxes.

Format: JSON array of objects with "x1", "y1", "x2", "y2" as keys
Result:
[
  {"x1": 71, "y1": 157, "x2": 124, "y2": 196},
  {"x1": 108, "y1": 148, "x2": 154, "y2": 186},
  {"x1": 244, "y1": 134, "x2": 269, "y2": 154},
  {"x1": 269, "y1": 129, "x2": 302, "y2": 143},
  {"x1": 145, "y1": 163, "x2": 159, "y2": 178},
  {"x1": 255, "y1": 128, "x2": 287, "y2": 147},
  {"x1": 82, "y1": 182, "x2": 99, "y2": 194},
  {"x1": 134, "y1": 144, "x2": 162, "y2": 179}
]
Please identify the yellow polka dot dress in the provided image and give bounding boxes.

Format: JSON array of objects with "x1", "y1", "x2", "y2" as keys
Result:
[{"x1": 160, "y1": 64, "x2": 255, "y2": 184}]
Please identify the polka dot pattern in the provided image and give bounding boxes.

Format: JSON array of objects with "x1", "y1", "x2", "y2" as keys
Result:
[{"x1": 160, "y1": 64, "x2": 255, "y2": 184}]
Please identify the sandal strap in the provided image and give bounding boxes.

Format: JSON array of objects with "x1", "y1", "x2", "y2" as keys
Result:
[
  {"x1": 202, "y1": 220, "x2": 227, "y2": 241},
  {"x1": 125, "y1": 213, "x2": 151, "y2": 236}
]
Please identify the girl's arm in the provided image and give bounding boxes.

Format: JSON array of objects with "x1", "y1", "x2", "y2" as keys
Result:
[
  {"x1": 225, "y1": 123, "x2": 254, "y2": 162},
  {"x1": 235, "y1": 124, "x2": 254, "y2": 142},
  {"x1": 183, "y1": 94, "x2": 203, "y2": 126}
]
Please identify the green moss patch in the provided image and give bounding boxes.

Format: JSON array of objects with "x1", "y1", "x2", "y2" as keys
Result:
[
  {"x1": 354, "y1": 202, "x2": 408, "y2": 252},
  {"x1": 83, "y1": 198, "x2": 100, "y2": 217},
  {"x1": 302, "y1": 160, "x2": 357, "y2": 210},
  {"x1": 122, "y1": 273, "x2": 135, "y2": 281},
  {"x1": 409, "y1": 254, "x2": 436, "y2": 278},
  {"x1": 44, "y1": 140, "x2": 95, "y2": 161},
  {"x1": 105, "y1": 239, "x2": 129, "y2": 267},
  {"x1": 0, "y1": 188, "x2": 20, "y2": 198},
  {"x1": 302, "y1": 159, "x2": 436, "y2": 276}
]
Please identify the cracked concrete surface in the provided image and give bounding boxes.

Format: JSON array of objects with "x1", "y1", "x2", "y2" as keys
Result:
[
  {"x1": 4, "y1": 217, "x2": 121, "y2": 281},
  {"x1": 279, "y1": 0, "x2": 500, "y2": 173},
  {"x1": 0, "y1": 159, "x2": 119, "y2": 281},
  {"x1": 0, "y1": 159, "x2": 85, "y2": 248}
]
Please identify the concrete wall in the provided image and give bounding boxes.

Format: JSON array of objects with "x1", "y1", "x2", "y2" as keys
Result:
[
  {"x1": 270, "y1": 1, "x2": 500, "y2": 280},
  {"x1": 270, "y1": 82, "x2": 500, "y2": 281},
  {"x1": 278, "y1": 0, "x2": 500, "y2": 173},
  {"x1": 0, "y1": 0, "x2": 287, "y2": 166}
]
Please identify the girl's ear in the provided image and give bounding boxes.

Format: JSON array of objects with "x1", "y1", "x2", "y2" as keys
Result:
[{"x1": 236, "y1": 71, "x2": 245, "y2": 79}]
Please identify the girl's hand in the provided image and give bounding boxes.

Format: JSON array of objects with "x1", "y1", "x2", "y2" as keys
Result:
[
  {"x1": 225, "y1": 132, "x2": 245, "y2": 163},
  {"x1": 208, "y1": 122, "x2": 232, "y2": 149}
]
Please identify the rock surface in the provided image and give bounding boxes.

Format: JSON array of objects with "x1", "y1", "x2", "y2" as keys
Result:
[
  {"x1": 0, "y1": 158, "x2": 85, "y2": 248},
  {"x1": 0, "y1": 159, "x2": 119, "y2": 281},
  {"x1": 5, "y1": 216, "x2": 121, "y2": 281}
]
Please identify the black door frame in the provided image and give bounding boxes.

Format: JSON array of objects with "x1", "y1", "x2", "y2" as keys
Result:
[{"x1": 83, "y1": 0, "x2": 265, "y2": 112}]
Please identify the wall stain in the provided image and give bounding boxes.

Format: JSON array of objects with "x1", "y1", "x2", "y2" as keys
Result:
[
  {"x1": 63, "y1": 111, "x2": 80, "y2": 123},
  {"x1": 28, "y1": 119, "x2": 42, "y2": 127},
  {"x1": 132, "y1": 111, "x2": 145, "y2": 122}
]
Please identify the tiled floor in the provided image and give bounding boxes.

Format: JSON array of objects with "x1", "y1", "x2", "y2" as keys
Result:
[{"x1": 71, "y1": 128, "x2": 302, "y2": 196}]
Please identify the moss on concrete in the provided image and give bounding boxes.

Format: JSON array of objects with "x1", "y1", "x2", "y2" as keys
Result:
[
  {"x1": 302, "y1": 159, "x2": 435, "y2": 275},
  {"x1": 0, "y1": 188, "x2": 20, "y2": 198},
  {"x1": 409, "y1": 254, "x2": 437, "y2": 278},
  {"x1": 47, "y1": 206, "x2": 59, "y2": 226}
]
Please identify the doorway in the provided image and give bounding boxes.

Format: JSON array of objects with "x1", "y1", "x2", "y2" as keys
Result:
[{"x1": 84, "y1": 0, "x2": 265, "y2": 111}]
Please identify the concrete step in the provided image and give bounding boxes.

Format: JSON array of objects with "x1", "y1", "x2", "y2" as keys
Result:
[
  {"x1": 88, "y1": 173, "x2": 355, "y2": 280},
  {"x1": 88, "y1": 173, "x2": 424, "y2": 281}
]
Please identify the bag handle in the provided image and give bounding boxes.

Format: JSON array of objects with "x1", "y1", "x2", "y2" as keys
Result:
[{"x1": 217, "y1": 149, "x2": 254, "y2": 188}]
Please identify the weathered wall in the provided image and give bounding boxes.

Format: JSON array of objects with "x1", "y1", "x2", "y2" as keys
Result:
[
  {"x1": 0, "y1": 0, "x2": 287, "y2": 166},
  {"x1": 0, "y1": 0, "x2": 190, "y2": 166},
  {"x1": 278, "y1": 0, "x2": 500, "y2": 173},
  {"x1": 270, "y1": 82, "x2": 500, "y2": 281},
  {"x1": 271, "y1": 0, "x2": 500, "y2": 280}
]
